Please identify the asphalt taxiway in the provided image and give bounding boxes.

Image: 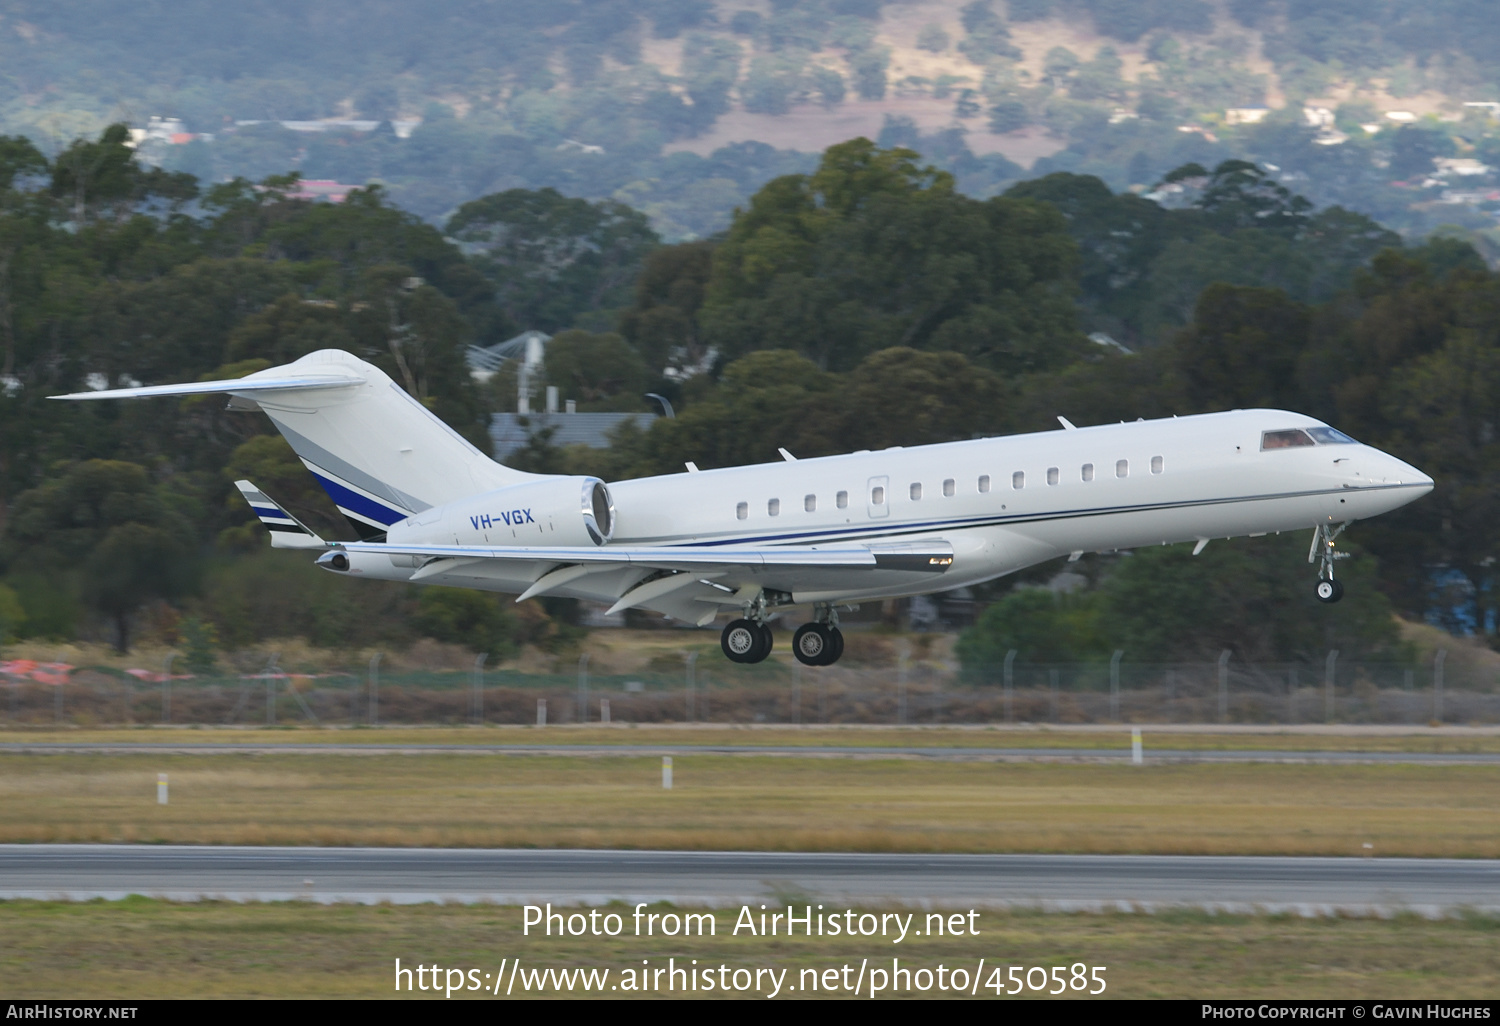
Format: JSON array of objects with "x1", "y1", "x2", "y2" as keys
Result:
[
  {"x1": 3, "y1": 741, "x2": 1495, "y2": 764},
  {"x1": 1, "y1": 846, "x2": 1493, "y2": 916}
]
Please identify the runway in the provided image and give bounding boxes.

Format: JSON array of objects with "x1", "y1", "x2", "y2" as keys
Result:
[
  {"x1": 1, "y1": 846, "x2": 1494, "y2": 916},
  {"x1": 3, "y1": 742, "x2": 1497, "y2": 764}
]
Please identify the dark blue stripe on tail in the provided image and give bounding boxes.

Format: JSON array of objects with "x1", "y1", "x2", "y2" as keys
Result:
[{"x1": 309, "y1": 471, "x2": 406, "y2": 526}]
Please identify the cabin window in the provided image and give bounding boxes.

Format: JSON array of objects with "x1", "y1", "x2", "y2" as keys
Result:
[
  {"x1": 1151, "y1": 455, "x2": 1164, "y2": 474},
  {"x1": 871, "y1": 486, "x2": 885, "y2": 505},
  {"x1": 768, "y1": 498, "x2": 780, "y2": 516},
  {"x1": 910, "y1": 482, "x2": 922, "y2": 500},
  {"x1": 1082, "y1": 463, "x2": 1095, "y2": 482},
  {"x1": 978, "y1": 475, "x2": 991, "y2": 493},
  {"x1": 736, "y1": 502, "x2": 747, "y2": 520},
  {"x1": 1046, "y1": 467, "x2": 1059, "y2": 486},
  {"x1": 1116, "y1": 459, "x2": 1129, "y2": 478},
  {"x1": 836, "y1": 490, "x2": 849, "y2": 508},
  {"x1": 943, "y1": 478, "x2": 955, "y2": 497},
  {"x1": 804, "y1": 494, "x2": 816, "y2": 512},
  {"x1": 1012, "y1": 471, "x2": 1025, "y2": 490},
  {"x1": 1261, "y1": 428, "x2": 1315, "y2": 450}
]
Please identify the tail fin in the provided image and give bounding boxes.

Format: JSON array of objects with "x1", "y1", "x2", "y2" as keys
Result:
[
  {"x1": 54, "y1": 350, "x2": 534, "y2": 538},
  {"x1": 234, "y1": 480, "x2": 327, "y2": 549}
]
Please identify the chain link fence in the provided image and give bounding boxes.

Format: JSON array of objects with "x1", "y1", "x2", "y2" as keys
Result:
[{"x1": 2, "y1": 646, "x2": 1492, "y2": 726}]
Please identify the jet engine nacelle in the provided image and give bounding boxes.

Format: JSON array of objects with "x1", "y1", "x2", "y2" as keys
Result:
[{"x1": 387, "y1": 476, "x2": 615, "y2": 548}]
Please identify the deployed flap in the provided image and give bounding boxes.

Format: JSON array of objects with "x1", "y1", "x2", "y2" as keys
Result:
[
  {"x1": 326, "y1": 540, "x2": 956, "y2": 578},
  {"x1": 327, "y1": 541, "x2": 892, "y2": 570}
]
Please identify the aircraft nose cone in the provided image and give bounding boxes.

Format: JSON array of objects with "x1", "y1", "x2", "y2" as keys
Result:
[{"x1": 1386, "y1": 455, "x2": 1433, "y2": 493}]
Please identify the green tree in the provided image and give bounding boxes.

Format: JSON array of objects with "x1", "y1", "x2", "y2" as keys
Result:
[
  {"x1": 542, "y1": 329, "x2": 651, "y2": 409},
  {"x1": 446, "y1": 188, "x2": 659, "y2": 333},
  {"x1": 50, "y1": 124, "x2": 198, "y2": 224},
  {"x1": 1, "y1": 460, "x2": 196, "y2": 652},
  {"x1": 1171, "y1": 284, "x2": 1311, "y2": 411},
  {"x1": 0, "y1": 582, "x2": 24, "y2": 645},
  {"x1": 619, "y1": 240, "x2": 715, "y2": 375},
  {"x1": 412, "y1": 588, "x2": 519, "y2": 659},
  {"x1": 703, "y1": 139, "x2": 1084, "y2": 372},
  {"x1": 957, "y1": 588, "x2": 1104, "y2": 679},
  {"x1": 1097, "y1": 535, "x2": 1402, "y2": 663}
]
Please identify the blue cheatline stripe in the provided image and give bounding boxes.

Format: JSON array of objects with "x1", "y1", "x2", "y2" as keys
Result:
[
  {"x1": 309, "y1": 471, "x2": 407, "y2": 526},
  {"x1": 250, "y1": 505, "x2": 288, "y2": 520}
]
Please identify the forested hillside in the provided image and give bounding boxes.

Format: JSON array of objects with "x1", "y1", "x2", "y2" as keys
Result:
[
  {"x1": 0, "y1": 126, "x2": 1495, "y2": 665},
  {"x1": 1, "y1": 1, "x2": 1496, "y2": 246}
]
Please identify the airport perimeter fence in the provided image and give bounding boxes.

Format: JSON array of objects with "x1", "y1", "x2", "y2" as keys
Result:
[{"x1": 1, "y1": 647, "x2": 1495, "y2": 727}]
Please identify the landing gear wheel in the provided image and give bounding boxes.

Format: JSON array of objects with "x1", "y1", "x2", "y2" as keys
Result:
[
  {"x1": 1315, "y1": 578, "x2": 1344, "y2": 604},
  {"x1": 825, "y1": 627, "x2": 844, "y2": 665},
  {"x1": 722, "y1": 619, "x2": 764, "y2": 663},
  {"x1": 757, "y1": 623, "x2": 774, "y2": 660},
  {"x1": 793, "y1": 623, "x2": 831, "y2": 666}
]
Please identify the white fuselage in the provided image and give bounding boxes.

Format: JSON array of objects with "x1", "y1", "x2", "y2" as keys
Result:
[
  {"x1": 53, "y1": 349, "x2": 1434, "y2": 625},
  {"x1": 352, "y1": 408, "x2": 1432, "y2": 612}
]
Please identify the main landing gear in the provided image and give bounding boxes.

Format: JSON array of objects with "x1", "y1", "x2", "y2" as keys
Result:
[
  {"x1": 721, "y1": 618, "x2": 774, "y2": 663},
  {"x1": 792, "y1": 621, "x2": 844, "y2": 666},
  {"x1": 1310, "y1": 522, "x2": 1350, "y2": 604},
  {"x1": 720, "y1": 600, "x2": 846, "y2": 666}
]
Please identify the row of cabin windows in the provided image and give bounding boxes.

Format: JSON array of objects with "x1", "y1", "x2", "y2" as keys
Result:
[
  {"x1": 734, "y1": 456, "x2": 1165, "y2": 518},
  {"x1": 737, "y1": 490, "x2": 852, "y2": 519}
]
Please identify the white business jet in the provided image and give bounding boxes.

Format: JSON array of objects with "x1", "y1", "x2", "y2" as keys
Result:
[{"x1": 54, "y1": 349, "x2": 1433, "y2": 666}]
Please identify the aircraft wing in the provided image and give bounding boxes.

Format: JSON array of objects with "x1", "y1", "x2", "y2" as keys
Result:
[
  {"x1": 327, "y1": 539, "x2": 955, "y2": 623},
  {"x1": 334, "y1": 540, "x2": 953, "y2": 571}
]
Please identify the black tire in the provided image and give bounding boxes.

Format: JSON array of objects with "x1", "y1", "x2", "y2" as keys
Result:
[
  {"x1": 1315, "y1": 578, "x2": 1344, "y2": 604},
  {"x1": 756, "y1": 623, "x2": 774, "y2": 662},
  {"x1": 825, "y1": 628, "x2": 844, "y2": 665},
  {"x1": 721, "y1": 619, "x2": 761, "y2": 662},
  {"x1": 793, "y1": 623, "x2": 831, "y2": 666}
]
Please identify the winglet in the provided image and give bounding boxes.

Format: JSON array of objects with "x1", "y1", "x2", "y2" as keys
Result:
[{"x1": 234, "y1": 481, "x2": 328, "y2": 550}]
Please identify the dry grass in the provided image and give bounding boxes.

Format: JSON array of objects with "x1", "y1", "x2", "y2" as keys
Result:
[
  {"x1": 6, "y1": 724, "x2": 1500, "y2": 753},
  {"x1": 0, "y1": 752, "x2": 1496, "y2": 856},
  {"x1": 1, "y1": 899, "x2": 1497, "y2": 999}
]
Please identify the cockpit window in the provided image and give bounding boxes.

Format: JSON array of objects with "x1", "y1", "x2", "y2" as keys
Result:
[
  {"x1": 1261, "y1": 429, "x2": 1316, "y2": 450},
  {"x1": 1306, "y1": 427, "x2": 1357, "y2": 445}
]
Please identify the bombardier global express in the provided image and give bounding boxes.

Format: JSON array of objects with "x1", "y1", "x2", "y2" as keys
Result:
[{"x1": 53, "y1": 349, "x2": 1433, "y2": 666}]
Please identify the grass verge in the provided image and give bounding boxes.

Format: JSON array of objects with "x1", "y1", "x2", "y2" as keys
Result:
[
  {"x1": 1, "y1": 899, "x2": 1497, "y2": 999},
  {"x1": 0, "y1": 752, "x2": 1496, "y2": 855}
]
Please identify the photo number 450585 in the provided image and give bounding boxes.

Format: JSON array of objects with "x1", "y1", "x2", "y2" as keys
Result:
[{"x1": 999, "y1": 964, "x2": 1107, "y2": 996}]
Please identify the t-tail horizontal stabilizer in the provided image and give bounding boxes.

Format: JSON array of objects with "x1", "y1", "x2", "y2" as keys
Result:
[{"x1": 234, "y1": 480, "x2": 327, "y2": 550}]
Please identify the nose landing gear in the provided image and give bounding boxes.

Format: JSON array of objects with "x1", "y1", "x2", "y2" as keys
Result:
[
  {"x1": 1315, "y1": 578, "x2": 1344, "y2": 603},
  {"x1": 1310, "y1": 522, "x2": 1350, "y2": 603}
]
